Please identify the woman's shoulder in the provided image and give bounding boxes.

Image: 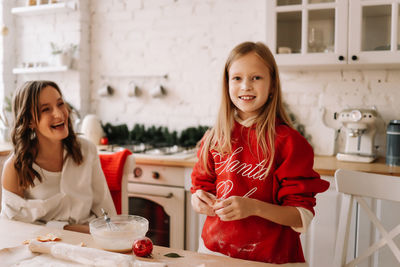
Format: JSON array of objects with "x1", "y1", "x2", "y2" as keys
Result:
[
  {"x1": 1, "y1": 155, "x2": 24, "y2": 196},
  {"x1": 3, "y1": 154, "x2": 16, "y2": 175},
  {"x1": 72, "y1": 136, "x2": 98, "y2": 162},
  {"x1": 76, "y1": 136, "x2": 96, "y2": 152}
]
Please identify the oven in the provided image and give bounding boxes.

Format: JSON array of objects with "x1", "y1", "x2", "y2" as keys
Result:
[{"x1": 127, "y1": 163, "x2": 186, "y2": 249}]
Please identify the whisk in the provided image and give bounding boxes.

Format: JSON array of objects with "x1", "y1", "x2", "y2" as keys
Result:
[{"x1": 101, "y1": 208, "x2": 120, "y2": 231}]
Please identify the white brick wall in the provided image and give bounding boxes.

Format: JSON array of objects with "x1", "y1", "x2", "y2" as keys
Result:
[
  {"x1": 2, "y1": 0, "x2": 400, "y2": 157},
  {"x1": 91, "y1": 0, "x2": 267, "y2": 132},
  {"x1": 0, "y1": 0, "x2": 15, "y2": 116}
]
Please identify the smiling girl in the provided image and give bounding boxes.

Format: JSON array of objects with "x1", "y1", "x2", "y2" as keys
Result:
[
  {"x1": 191, "y1": 42, "x2": 329, "y2": 264},
  {"x1": 1, "y1": 81, "x2": 115, "y2": 233}
]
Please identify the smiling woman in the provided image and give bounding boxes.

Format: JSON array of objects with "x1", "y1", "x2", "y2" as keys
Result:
[
  {"x1": 0, "y1": 80, "x2": 116, "y2": 234},
  {"x1": 33, "y1": 86, "x2": 70, "y2": 152}
]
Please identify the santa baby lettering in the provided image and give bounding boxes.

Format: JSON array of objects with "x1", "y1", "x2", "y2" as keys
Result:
[
  {"x1": 216, "y1": 180, "x2": 257, "y2": 199},
  {"x1": 212, "y1": 147, "x2": 267, "y2": 181}
]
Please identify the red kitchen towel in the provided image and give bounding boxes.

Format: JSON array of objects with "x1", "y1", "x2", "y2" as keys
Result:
[{"x1": 99, "y1": 149, "x2": 132, "y2": 214}]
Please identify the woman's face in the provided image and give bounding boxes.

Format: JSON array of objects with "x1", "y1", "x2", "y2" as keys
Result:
[
  {"x1": 32, "y1": 86, "x2": 69, "y2": 143},
  {"x1": 228, "y1": 52, "x2": 271, "y2": 121}
]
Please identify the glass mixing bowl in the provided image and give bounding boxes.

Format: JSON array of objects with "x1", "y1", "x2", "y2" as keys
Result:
[{"x1": 89, "y1": 215, "x2": 149, "y2": 253}]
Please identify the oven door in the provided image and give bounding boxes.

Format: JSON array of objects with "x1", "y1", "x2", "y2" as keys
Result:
[{"x1": 127, "y1": 182, "x2": 185, "y2": 249}]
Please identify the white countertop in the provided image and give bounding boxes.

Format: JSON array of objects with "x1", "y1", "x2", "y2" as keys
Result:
[{"x1": 0, "y1": 219, "x2": 303, "y2": 267}]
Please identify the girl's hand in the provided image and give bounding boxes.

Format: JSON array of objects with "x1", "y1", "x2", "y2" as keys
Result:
[
  {"x1": 191, "y1": 190, "x2": 217, "y2": 216},
  {"x1": 213, "y1": 196, "x2": 256, "y2": 221}
]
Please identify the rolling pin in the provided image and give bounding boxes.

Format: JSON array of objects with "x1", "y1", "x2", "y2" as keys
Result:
[
  {"x1": 29, "y1": 240, "x2": 133, "y2": 267},
  {"x1": 28, "y1": 241, "x2": 167, "y2": 267}
]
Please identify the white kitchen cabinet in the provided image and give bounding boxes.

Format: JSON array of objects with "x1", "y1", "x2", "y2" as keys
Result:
[
  {"x1": 301, "y1": 176, "x2": 345, "y2": 267},
  {"x1": 266, "y1": 0, "x2": 400, "y2": 69}
]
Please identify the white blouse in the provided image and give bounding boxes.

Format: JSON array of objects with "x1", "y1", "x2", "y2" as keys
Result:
[{"x1": 0, "y1": 137, "x2": 116, "y2": 229}]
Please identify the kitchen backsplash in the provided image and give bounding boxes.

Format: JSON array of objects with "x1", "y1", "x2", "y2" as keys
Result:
[{"x1": 2, "y1": 0, "x2": 400, "y2": 157}]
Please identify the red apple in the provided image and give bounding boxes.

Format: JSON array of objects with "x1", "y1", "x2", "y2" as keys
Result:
[
  {"x1": 100, "y1": 137, "x2": 109, "y2": 145},
  {"x1": 132, "y1": 237, "x2": 153, "y2": 257}
]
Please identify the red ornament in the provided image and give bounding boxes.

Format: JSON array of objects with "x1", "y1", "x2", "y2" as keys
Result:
[
  {"x1": 100, "y1": 137, "x2": 109, "y2": 145},
  {"x1": 132, "y1": 237, "x2": 153, "y2": 257}
]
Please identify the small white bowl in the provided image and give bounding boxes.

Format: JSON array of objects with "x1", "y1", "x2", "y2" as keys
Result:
[{"x1": 89, "y1": 215, "x2": 149, "y2": 253}]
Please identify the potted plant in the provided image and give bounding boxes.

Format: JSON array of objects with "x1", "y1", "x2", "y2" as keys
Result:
[
  {"x1": 0, "y1": 94, "x2": 12, "y2": 142},
  {"x1": 50, "y1": 42, "x2": 77, "y2": 67}
]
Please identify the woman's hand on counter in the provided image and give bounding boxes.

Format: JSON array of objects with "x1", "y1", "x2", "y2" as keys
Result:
[{"x1": 63, "y1": 224, "x2": 90, "y2": 234}]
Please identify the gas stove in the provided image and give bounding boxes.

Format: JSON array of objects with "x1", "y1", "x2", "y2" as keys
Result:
[{"x1": 99, "y1": 144, "x2": 197, "y2": 160}]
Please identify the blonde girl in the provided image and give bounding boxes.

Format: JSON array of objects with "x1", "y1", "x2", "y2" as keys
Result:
[
  {"x1": 1, "y1": 81, "x2": 115, "y2": 233},
  {"x1": 191, "y1": 42, "x2": 329, "y2": 264}
]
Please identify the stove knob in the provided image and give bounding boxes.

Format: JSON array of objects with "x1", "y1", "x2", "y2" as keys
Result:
[
  {"x1": 134, "y1": 167, "x2": 142, "y2": 178},
  {"x1": 152, "y1": 171, "x2": 160, "y2": 179}
]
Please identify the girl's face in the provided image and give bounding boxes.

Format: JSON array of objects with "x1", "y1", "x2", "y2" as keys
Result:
[
  {"x1": 228, "y1": 52, "x2": 271, "y2": 121},
  {"x1": 32, "y1": 86, "x2": 69, "y2": 143}
]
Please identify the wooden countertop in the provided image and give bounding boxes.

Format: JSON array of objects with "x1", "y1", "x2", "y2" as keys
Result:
[
  {"x1": 0, "y1": 219, "x2": 304, "y2": 267},
  {"x1": 134, "y1": 154, "x2": 198, "y2": 168},
  {"x1": 135, "y1": 154, "x2": 400, "y2": 177},
  {"x1": 314, "y1": 156, "x2": 400, "y2": 177}
]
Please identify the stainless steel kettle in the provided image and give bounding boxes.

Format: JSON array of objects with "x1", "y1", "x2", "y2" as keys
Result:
[{"x1": 386, "y1": 120, "x2": 400, "y2": 166}]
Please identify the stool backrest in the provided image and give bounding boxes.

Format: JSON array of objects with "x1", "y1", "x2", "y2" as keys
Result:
[
  {"x1": 121, "y1": 154, "x2": 135, "y2": 214},
  {"x1": 333, "y1": 169, "x2": 400, "y2": 267}
]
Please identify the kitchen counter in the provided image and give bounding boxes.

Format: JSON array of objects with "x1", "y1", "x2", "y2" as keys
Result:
[
  {"x1": 134, "y1": 154, "x2": 400, "y2": 177},
  {"x1": 134, "y1": 154, "x2": 198, "y2": 168},
  {"x1": 0, "y1": 142, "x2": 12, "y2": 156},
  {"x1": 0, "y1": 218, "x2": 305, "y2": 267},
  {"x1": 1, "y1": 142, "x2": 399, "y2": 177},
  {"x1": 313, "y1": 155, "x2": 400, "y2": 177}
]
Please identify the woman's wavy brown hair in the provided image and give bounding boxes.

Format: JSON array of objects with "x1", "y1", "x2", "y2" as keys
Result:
[
  {"x1": 11, "y1": 80, "x2": 83, "y2": 189},
  {"x1": 200, "y1": 42, "x2": 293, "y2": 176}
]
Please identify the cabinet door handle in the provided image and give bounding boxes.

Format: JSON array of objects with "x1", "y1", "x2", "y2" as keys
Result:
[
  {"x1": 351, "y1": 55, "x2": 358, "y2": 61},
  {"x1": 338, "y1": 55, "x2": 345, "y2": 61},
  {"x1": 152, "y1": 171, "x2": 160, "y2": 179},
  {"x1": 130, "y1": 191, "x2": 174, "y2": 199}
]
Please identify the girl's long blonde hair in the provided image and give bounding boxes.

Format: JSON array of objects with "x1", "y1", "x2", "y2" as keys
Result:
[
  {"x1": 200, "y1": 41, "x2": 293, "y2": 175},
  {"x1": 11, "y1": 80, "x2": 83, "y2": 189}
]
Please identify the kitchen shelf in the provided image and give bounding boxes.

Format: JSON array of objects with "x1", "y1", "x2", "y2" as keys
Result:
[
  {"x1": 101, "y1": 73, "x2": 169, "y2": 79},
  {"x1": 12, "y1": 65, "x2": 69, "y2": 74},
  {"x1": 11, "y1": 2, "x2": 76, "y2": 16}
]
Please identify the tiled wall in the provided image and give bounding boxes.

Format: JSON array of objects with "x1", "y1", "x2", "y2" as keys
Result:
[{"x1": 4, "y1": 0, "x2": 400, "y2": 156}]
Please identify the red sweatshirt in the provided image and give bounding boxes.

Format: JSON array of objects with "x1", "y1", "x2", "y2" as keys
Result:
[{"x1": 191, "y1": 120, "x2": 329, "y2": 264}]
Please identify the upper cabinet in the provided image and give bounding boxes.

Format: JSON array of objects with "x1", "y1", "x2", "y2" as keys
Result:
[{"x1": 266, "y1": 0, "x2": 400, "y2": 69}]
